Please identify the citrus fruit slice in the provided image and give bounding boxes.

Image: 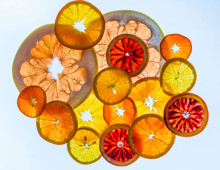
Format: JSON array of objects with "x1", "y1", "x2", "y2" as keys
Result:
[
  {"x1": 67, "y1": 127, "x2": 101, "y2": 164},
  {"x1": 74, "y1": 91, "x2": 107, "y2": 133},
  {"x1": 103, "y1": 97, "x2": 137, "y2": 125},
  {"x1": 94, "y1": 67, "x2": 132, "y2": 105},
  {"x1": 164, "y1": 93, "x2": 209, "y2": 137},
  {"x1": 160, "y1": 58, "x2": 196, "y2": 95},
  {"x1": 12, "y1": 24, "x2": 97, "y2": 108},
  {"x1": 160, "y1": 34, "x2": 192, "y2": 60},
  {"x1": 106, "y1": 34, "x2": 148, "y2": 77},
  {"x1": 129, "y1": 114, "x2": 176, "y2": 159},
  {"x1": 17, "y1": 86, "x2": 46, "y2": 118},
  {"x1": 36, "y1": 101, "x2": 77, "y2": 145},
  {"x1": 129, "y1": 77, "x2": 171, "y2": 117},
  {"x1": 55, "y1": 1, "x2": 105, "y2": 49},
  {"x1": 100, "y1": 124, "x2": 139, "y2": 166}
]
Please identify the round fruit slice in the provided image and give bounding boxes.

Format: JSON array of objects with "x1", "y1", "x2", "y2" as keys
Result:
[
  {"x1": 129, "y1": 77, "x2": 171, "y2": 117},
  {"x1": 100, "y1": 124, "x2": 139, "y2": 166},
  {"x1": 67, "y1": 127, "x2": 101, "y2": 164},
  {"x1": 17, "y1": 86, "x2": 46, "y2": 118},
  {"x1": 12, "y1": 24, "x2": 97, "y2": 108},
  {"x1": 94, "y1": 67, "x2": 132, "y2": 105},
  {"x1": 129, "y1": 114, "x2": 176, "y2": 159},
  {"x1": 106, "y1": 34, "x2": 148, "y2": 77},
  {"x1": 74, "y1": 91, "x2": 107, "y2": 133},
  {"x1": 164, "y1": 93, "x2": 209, "y2": 137},
  {"x1": 55, "y1": 1, "x2": 105, "y2": 49},
  {"x1": 103, "y1": 97, "x2": 137, "y2": 125},
  {"x1": 160, "y1": 34, "x2": 192, "y2": 60},
  {"x1": 160, "y1": 58, "x2": 196, "y2": 95},
  {"x1": 36, "y1": 101, "x2": 77, "y2": 145}
]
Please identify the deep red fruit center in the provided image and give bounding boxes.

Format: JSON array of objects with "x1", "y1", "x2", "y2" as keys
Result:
[
  {"x1": 104, "y1": 128, "x2": 135, "y2": 162},
  {"x1": 168, "y1": 98, "x2": 204, "y2": 133},
  {"x1": 110, "y1": 38, "x2": 144, "y2": 73}
]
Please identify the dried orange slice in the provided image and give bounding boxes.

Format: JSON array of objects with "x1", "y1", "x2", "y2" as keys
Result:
[
  {"x1": 17, "y1": 86, "x2": 46, "y2": 118},
  {"x1": 100, "y1": 124, "x2": 139, "y2": 166},
  {"x1": 160, "y1": 58, "x2": 196, "y2": 95},
  {"x1": 129, "y1": 77, "x2": 171, "y2": 117},
  {"x1": 103, "y1": 97, "x2": 137, "y2": 125},
  {"x1": 129, "y1": 114, "x2": 176, "y2": 159},
  {"x1": 67, "y1": 127, "x2": 101, "y2": 164},
  {"x1": 55, "y1": 1, "x2": 105, "y2": 49},
  {"x1": 94, "y1": 68, "x2": 132, "y2": 105},
  {"x1": 36, "y1": 101, "x2": 77, "y2": 145},
  {"x1": 160, "y1": 34, "x2": 192, "y2": 60},
  {"x1": 164, "y1": 93, "x2": 209, "y2": 137}
]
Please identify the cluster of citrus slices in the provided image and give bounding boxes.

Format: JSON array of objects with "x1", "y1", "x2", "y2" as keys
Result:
[{"x1": 13, "y1": 0, "x2": 209, "y2": 166}]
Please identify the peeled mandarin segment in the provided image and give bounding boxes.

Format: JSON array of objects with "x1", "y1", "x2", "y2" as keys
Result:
[
  {"x1": 160, "y1": 58, "x2": 196, "y2": 95},
  {"x1": 160, "y1": 34, "x2": 192, "y2": 60},
  {"x1": 55, "y1": 1, "x2": 105, "y2": 49},
  {"x1": 67, "y1": 127, "x2": 101, "y2": 164},
  {"x1": 17, "y1": 86, "x2": 46, "y2": 118},
  {"x1": 36, "y1": 101, "x2": 77, "y2": 145},
  {"x1": 129, "y1": 114, "x2": 175, "y2": 159}
]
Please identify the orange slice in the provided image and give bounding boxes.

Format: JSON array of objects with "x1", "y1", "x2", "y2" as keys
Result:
[
  {"x1": 160, "y1": 34, "x2": 192, "y2": 60},
  {"x1": 17, "y1": 86, "x2": 46, "y2": 118},
  {"x1": 94, "y1": 67, "x2": 132, "y2": 105},
  {"x1": 55, "y1": 1, "x2": 105, "y2": 49},
  {"x1": 36, "y1": 101, "x2": 77, "y2": 145},
  {"x1": 129, "y1": 114, "x2": 176, "y2": 159}
]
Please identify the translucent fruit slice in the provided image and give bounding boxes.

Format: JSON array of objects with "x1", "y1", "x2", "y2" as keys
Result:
[
  {"x1": 164, "y1": 93, "x2": 209, "y2": 137},
  {"x1": 129, "y1": 114, "x2": 176, "y2": 159},
  {"x1": 160, "y1": 34, "x2": 192, "y2": 60},
  {"x1": 129, "y1": 77, "x2": 171, "y2": 117},
  {"x1": 36, "y1": 101, "x2": 77, "y2": 145},
  {"x1": 55, "y1": 1, "x2": 105, "y2": 49},
  {"x1": 106, "y1": 34, "x2": 148, "y2": 77},
  {"x1": 17, "y1": 86, "x2": 46, "y2": 118},
  {"x1": 160, "y1": 58, "x2": 196, "y2": 95},
  {"x1": 100, "y1": 124, "x2": 139, "y2": 166},
  {"x1": 67, "y1": 127, "x2": 101, "y2": 164},
  {"x1": 94, "y1": 67, "x2": 132, "y2": 105},
  {"x1": 103, "y1": 97, "x2": 137, "y2": 125}
]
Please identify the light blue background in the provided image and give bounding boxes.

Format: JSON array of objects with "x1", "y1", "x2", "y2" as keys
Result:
[{"x1": 0, "y1": 0, "x2": 219, "y2": 169}]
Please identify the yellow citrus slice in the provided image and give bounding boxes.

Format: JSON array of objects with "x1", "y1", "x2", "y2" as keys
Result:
[
  {"x1": 129, "y1": 77, "x2": 171, "y2": 117},
  {"x1": 94, "y1": 67, "x2": 132, "y2": 105},
  {"x1": 67, "y1": 127, "x2": 101, "y2": 164},
  {"x1": 129, "y1": 114, "x2": 176, "y2": 159},
  {"x1": 55, "y1": 1, "x2": 105, "y2": 49},
  {"x1": 160, "y1": 58, "x2": 196, "y2": 95}
]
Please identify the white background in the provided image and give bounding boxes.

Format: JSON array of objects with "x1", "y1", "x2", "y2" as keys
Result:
[{"x1": 0, "y1": 0, "x2": 220, "y2": 169}]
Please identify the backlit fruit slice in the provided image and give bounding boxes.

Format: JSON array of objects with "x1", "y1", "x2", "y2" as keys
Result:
[
  {"x1": 103, "y1": 98, "x2": 137, "y2": 125},
  {"x1": 17, "y1": 86, "x2": 46, "y2": 118},
  {"x1": 12, "y1": 24, "x2": 97, "y2": 108},
  {"x1": 67, "y1": 127, "x2": 101, "y2": 164},
  {"x1": 106, "y1": 34, "x2": 148, "y2": 77},
  {"x1": 164, "y1": 93, "x2": 209, "y2": 137},
  {"x1": 94, "y1": 68, "x2": 132, "y2": 105},
  {"x1": 36, "y1": 101, "x2": 77, "y2": 145},
  {"x1": 129, "y1": 77, "x2": 171, "y2": 117},
  {"x1": 55, "y1": 1, "x2": 105, "y2": 49},
  {"x1": 160, "y1": 34, "x2": 192, "y2": 60},
  {"x1": 160, "y1": 58, "x2": 196, "y2": 95},
  {"x1": 100, "y1": 124, "x2": 139, "y2": 166},
  {"x1": 129, "y1": 114, "x2": 176, "y2": 159},
  {"x1": 74, "y1": 91, "x2": 107, "y2": 133}
]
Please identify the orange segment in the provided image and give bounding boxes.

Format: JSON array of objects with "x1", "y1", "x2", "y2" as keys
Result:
[
  {"x1": 160, "y1": 34, "x2": 192, "y2": 60},
  {"x1": 55, "y1": 1, "x2": 105, "y2": 49},
  {"x1": 129, "y1": 114, "x2": 175, "y2": 159},
  {"x1": 36, "y1": 101, "x2": 77, "y2": 145},
  {"x1": 17, "y1": 86, "x2": 46, "y2": 118}
]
